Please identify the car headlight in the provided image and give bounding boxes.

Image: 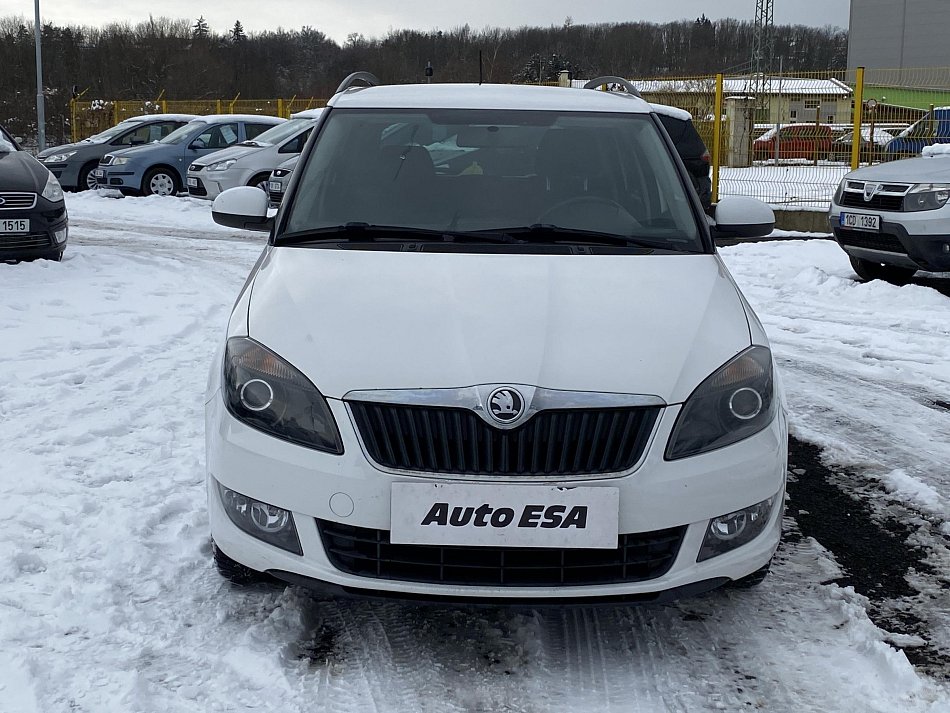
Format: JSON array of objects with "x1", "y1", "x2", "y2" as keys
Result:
[
  {"x1": 666, "y1": 346, "x2": 776, "y2": 460},
  {"x1": 904, "y1": 183, "x2": 950, "y2": 212},
  {"x1": 112, "y1": 156, "x2": 131, "y2": 166},
  {"x1": 833, "y1": 178, "x2": 846, "y2": 204},
  {"x1": 41, "y1": 172, "x2": 64, "y2": 202},
  {"x1": 42, "y1": 151, "x2": 77, "y2": 163},
  {"x1": 208, "y1": 159, "x2": 237, "y2": 172},
  {"x1": 223, "y1": 337, "x2": 343, "y2": 454}
]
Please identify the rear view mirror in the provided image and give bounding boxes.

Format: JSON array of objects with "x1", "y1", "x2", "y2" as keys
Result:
[
  {"x1": 212, "y1": 186, "x2": 273, "y2": 232},
  {"x1": 709, "y1": 196, "x2": 775, "y2": 239}
]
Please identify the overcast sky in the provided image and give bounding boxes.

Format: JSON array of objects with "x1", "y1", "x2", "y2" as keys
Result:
[{"x1": 3, "y1": 1, "x2": 850, "y2": 44}]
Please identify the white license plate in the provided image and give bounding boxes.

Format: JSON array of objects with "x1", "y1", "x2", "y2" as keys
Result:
[
  {"x1": 0, "y1": 219, "x2": 29, "y2": 233},
  {"x1": 186, "y1": 177, "x2": 198, "y2": 187},
  {"x1": 839, "y1": 212, "x2": 880, "y2": 231},
  {"x1": 268, "y1": 181, "x2": 282, "y2": 192},
  {"x1": 390, "y1": 483, "x2": 619, "y2": 549},
  {"x1": 93, "y1": 169, "x2": 104, "y2": 177}
]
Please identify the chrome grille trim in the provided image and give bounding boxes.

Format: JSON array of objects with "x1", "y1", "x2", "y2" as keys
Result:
[{"x1": 0, "y1": 192, "x2": 37, "y2": 210}]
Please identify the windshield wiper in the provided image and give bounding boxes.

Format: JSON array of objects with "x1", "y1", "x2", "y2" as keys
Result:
[
  {"x1": 278, "y1": 223, "x2": 521, "y2": 246},
  {"x1": 493, "y1": 224, "x2": 664, "y2": 251}
]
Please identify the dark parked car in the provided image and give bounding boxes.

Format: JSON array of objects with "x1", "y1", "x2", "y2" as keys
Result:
[
  {"x1": 653, "y1": 106, "x2": 712, "y2": 209},
  {"x1": 37, "y1": 114, "x2": 196, "y2": 191},
  {"x1": 0, "y1": 125, "x2": 68, "y2": 262}
]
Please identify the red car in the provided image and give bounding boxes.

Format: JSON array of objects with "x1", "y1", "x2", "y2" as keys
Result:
[{"x1": 753, "y1": 124, "x2": 834, "y2": 161}]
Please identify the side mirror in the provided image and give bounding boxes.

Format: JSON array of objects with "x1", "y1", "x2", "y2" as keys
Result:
[
  {"x1": 709, "y1": 196, "x2": 775, "y2": 239},
  {"x1": 212, "y1": 186, "x2": 273, "y2": 232},
  {"x1": 189, "y1": 139, "x2": 206, "y2": 150}
]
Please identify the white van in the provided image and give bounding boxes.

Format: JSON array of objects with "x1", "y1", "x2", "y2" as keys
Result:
[{"x1": 205, "y1": 74, "x2": 787, "y2": 604}]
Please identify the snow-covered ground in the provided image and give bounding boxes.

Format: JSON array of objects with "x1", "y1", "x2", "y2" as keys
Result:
[{"x1": 1, "y1": 192, "x2": 948, "y2": 712}]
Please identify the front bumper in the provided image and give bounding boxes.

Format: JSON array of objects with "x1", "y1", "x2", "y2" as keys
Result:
[
  {"x1": 207, "y1": 392, "x2": 788, "y2": 601},
  {"x1": 95, "y1": 165, "x2": 144, "y2": 192},
  {"x1": 186, "y1": 172, "x2": 245, "y2": 201},
  {"x1": 0, "y1": 200, "x2": 68, "y2": 261},
  {"x1": 41, "y1": 161, "x2": 82, "y2": 190},
  {"x1": 829, "y1": 206, "x2": 950, "y2": 272}
]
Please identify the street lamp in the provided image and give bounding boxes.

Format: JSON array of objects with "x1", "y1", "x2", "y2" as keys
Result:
[{"x1": 34, "y1": 0, "x2": 46, "y2": 151}]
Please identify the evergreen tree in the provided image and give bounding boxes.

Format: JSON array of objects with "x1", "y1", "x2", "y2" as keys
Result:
[
  {"x1": 191, "y1": 16, "x2": 209, "y2": 39},
  {"x1": 231, "y1": 20, "x2": 246, "y2": 43}
]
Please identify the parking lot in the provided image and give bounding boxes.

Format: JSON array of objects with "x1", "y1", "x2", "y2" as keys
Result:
[{"x1": 0, "y1": 192, "x2": 946, "y2": 712}]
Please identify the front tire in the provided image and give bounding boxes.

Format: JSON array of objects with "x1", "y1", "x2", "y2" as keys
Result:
[
  {"x1": 849, "y1": 256, "x2": 916, "y2": 285},
  {"x1": 247, "y1": 172, "x2": 271, "y2": 193},
  {"x1": 142, "y1": 167, "x2": 180, "y2": 197},
  {"x1": 212, "y1": 541, "x2": 268, "y2": 585},
  {"x1": 78, "y1": 161, "x2": 99, "y2": 191}
]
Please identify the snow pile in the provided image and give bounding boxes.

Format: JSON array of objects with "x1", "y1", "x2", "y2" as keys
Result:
[{"x1": 922, "y1": 144, "x2": 950, "y2": 157}]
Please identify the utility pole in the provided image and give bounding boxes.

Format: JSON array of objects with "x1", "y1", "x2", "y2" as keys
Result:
[
  {"x1": 750, "y1": 0, "x2": 775, "y2": 121},
  {"x1": 34, "y1": 0, "x2": 46, "y2": 151}
]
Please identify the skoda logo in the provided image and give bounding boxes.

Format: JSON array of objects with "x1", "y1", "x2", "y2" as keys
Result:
[
  {"x1": 487, "y1": 387, "x2": 525, "y2": 424},
  {"x1": 863, "y1": 182, "x2": 880, "y2": 202}
]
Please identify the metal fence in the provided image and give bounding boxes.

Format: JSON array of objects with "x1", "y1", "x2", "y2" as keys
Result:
[
  {"x1": 621, "y1": 67, "x2": 950, "y2": 210},
  {"x1": 68, "y1": 97, "x2": 327, "y2": 143},
  {"x1": 70, "y1": 66, "x2": 950, "y2": 210}
]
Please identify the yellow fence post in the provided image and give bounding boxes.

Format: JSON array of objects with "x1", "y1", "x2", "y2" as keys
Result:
[
  {"x1": 113, "y1": 101, "x2": 119, "y2": 127},
  {"x1": 712, "y1": 73, "x2": 724, "y2": 204},
  {"x1": 216, "y1": 99, "x2": 222, "y2": 114},
  {"x1": 229, "y1": 93, "x2": 241, "y2": 113},
  {"x1": 278, "y1": 98, "x2": 284, "y2": 118},
  {"x1": 70, "y1": 98, "x2": 77, "y2": 143},
  {"x1": 851, "y1": 67, "x2": 865, "y2": 170}
]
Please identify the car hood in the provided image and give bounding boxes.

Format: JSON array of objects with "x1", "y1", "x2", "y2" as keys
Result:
[
  {"x1": 192, "y1": 145, "x2": 264, "y2": 168},
  {"x1": 37, "y1": 141, "x2": 82, "y2": 157},
  {"x1": 242, "y1": 249, "x2": 752, "y2": 402},
  {"x1": 106, "y1": 143, "x2": 172, "y2": 161},
  {"x1": 0, "y1": 150, "x2": 49, "y2": 191},
  {"x1": 847, "y1": 156, "x2": 950, "y2": 183}
]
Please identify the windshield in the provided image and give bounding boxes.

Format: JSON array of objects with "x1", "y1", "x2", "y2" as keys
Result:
[
  {"x1": 245, "y1": 118, "x2": 310, "y2": 146},
  {"x1": 83, "y1": 120, "x2": 141, "y2": 144},
  {"x1": 160, "y1": 120, "x2": 206, "y2": 145},
  {"x1": 282, "y1": 109, "x2": 702, "y2": 250}
]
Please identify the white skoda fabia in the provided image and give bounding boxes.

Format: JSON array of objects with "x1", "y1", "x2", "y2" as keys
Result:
[{"x1": 206, "y1": 73, "x2": 788, "y2": 603}]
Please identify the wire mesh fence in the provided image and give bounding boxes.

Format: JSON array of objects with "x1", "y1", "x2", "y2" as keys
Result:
[{"x1": 68, "y1": 66, "x2": 950, "y2": 211}]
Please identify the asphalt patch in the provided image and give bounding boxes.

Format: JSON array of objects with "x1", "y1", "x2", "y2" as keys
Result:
[{"x1": 787, "y1": 436, "x2": 950, "y2": 679}]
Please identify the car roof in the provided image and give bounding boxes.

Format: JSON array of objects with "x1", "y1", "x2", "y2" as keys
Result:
[
  {"x1": 187, "y1": 114, "x2": 285, "y2": 124},
  {"x1": 124, "y1": 114, "x2": 198, "y2": 123},
  {"x1": 329, "y1": 83, "x2": 653, "y2": 114},
  {"x1": 290, "y1": 108, "x2": 325, "y2": 120}
]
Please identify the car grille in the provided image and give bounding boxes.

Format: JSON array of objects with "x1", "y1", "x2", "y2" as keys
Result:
[
  {"x1": 839, "y1": 192, "x2": 904, "y2": 211},
  {"x1": 348, "y1": 402, "x2": 660, "y2": 476},
  {"x1": 0, "y1": 192, "x2": 37, "y2": 210},
  {"x1": 317, "y1": 520, "x2": 687, "y2": 586},
  {"x1": 836, "y1": 229, "x2": 907, "y2": 255},
  {"x1": 0, "y1": 234, "x2": 52, "y2": 251}
]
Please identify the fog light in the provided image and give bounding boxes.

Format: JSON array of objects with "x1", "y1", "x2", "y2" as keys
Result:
[
  {"x1": 54, "y1": 228, "x2": 67, "y2": 244},
  {"x1": 698, "y1": 495, "x2": 776, "y2": 562},
  {"x1": 217, "y1": 481, "x2": 302, "y2": 555},
  {"x1": 239, "y1": 378, "x2": 274, "y2": 411}
]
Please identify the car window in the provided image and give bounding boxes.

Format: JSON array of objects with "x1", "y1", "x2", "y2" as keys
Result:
[
  {"x1": 245, "y1": 123, "x2": 277, "y2": 140},
  {"x1": 283, "y1": 109, "x2": 702, "y2": 251},
  {"x1": 116, "y1": 124, "x2": 153, "y2": 146},
  {"x1": 154, "y1": 121, "x2": 183, "y2": 140},
  {"x1": 279, "y1": 127, "x2": 313, "y2": 154},
  {"x1": 196, "y1": 123, "x2": 239, "y2": 149}
]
